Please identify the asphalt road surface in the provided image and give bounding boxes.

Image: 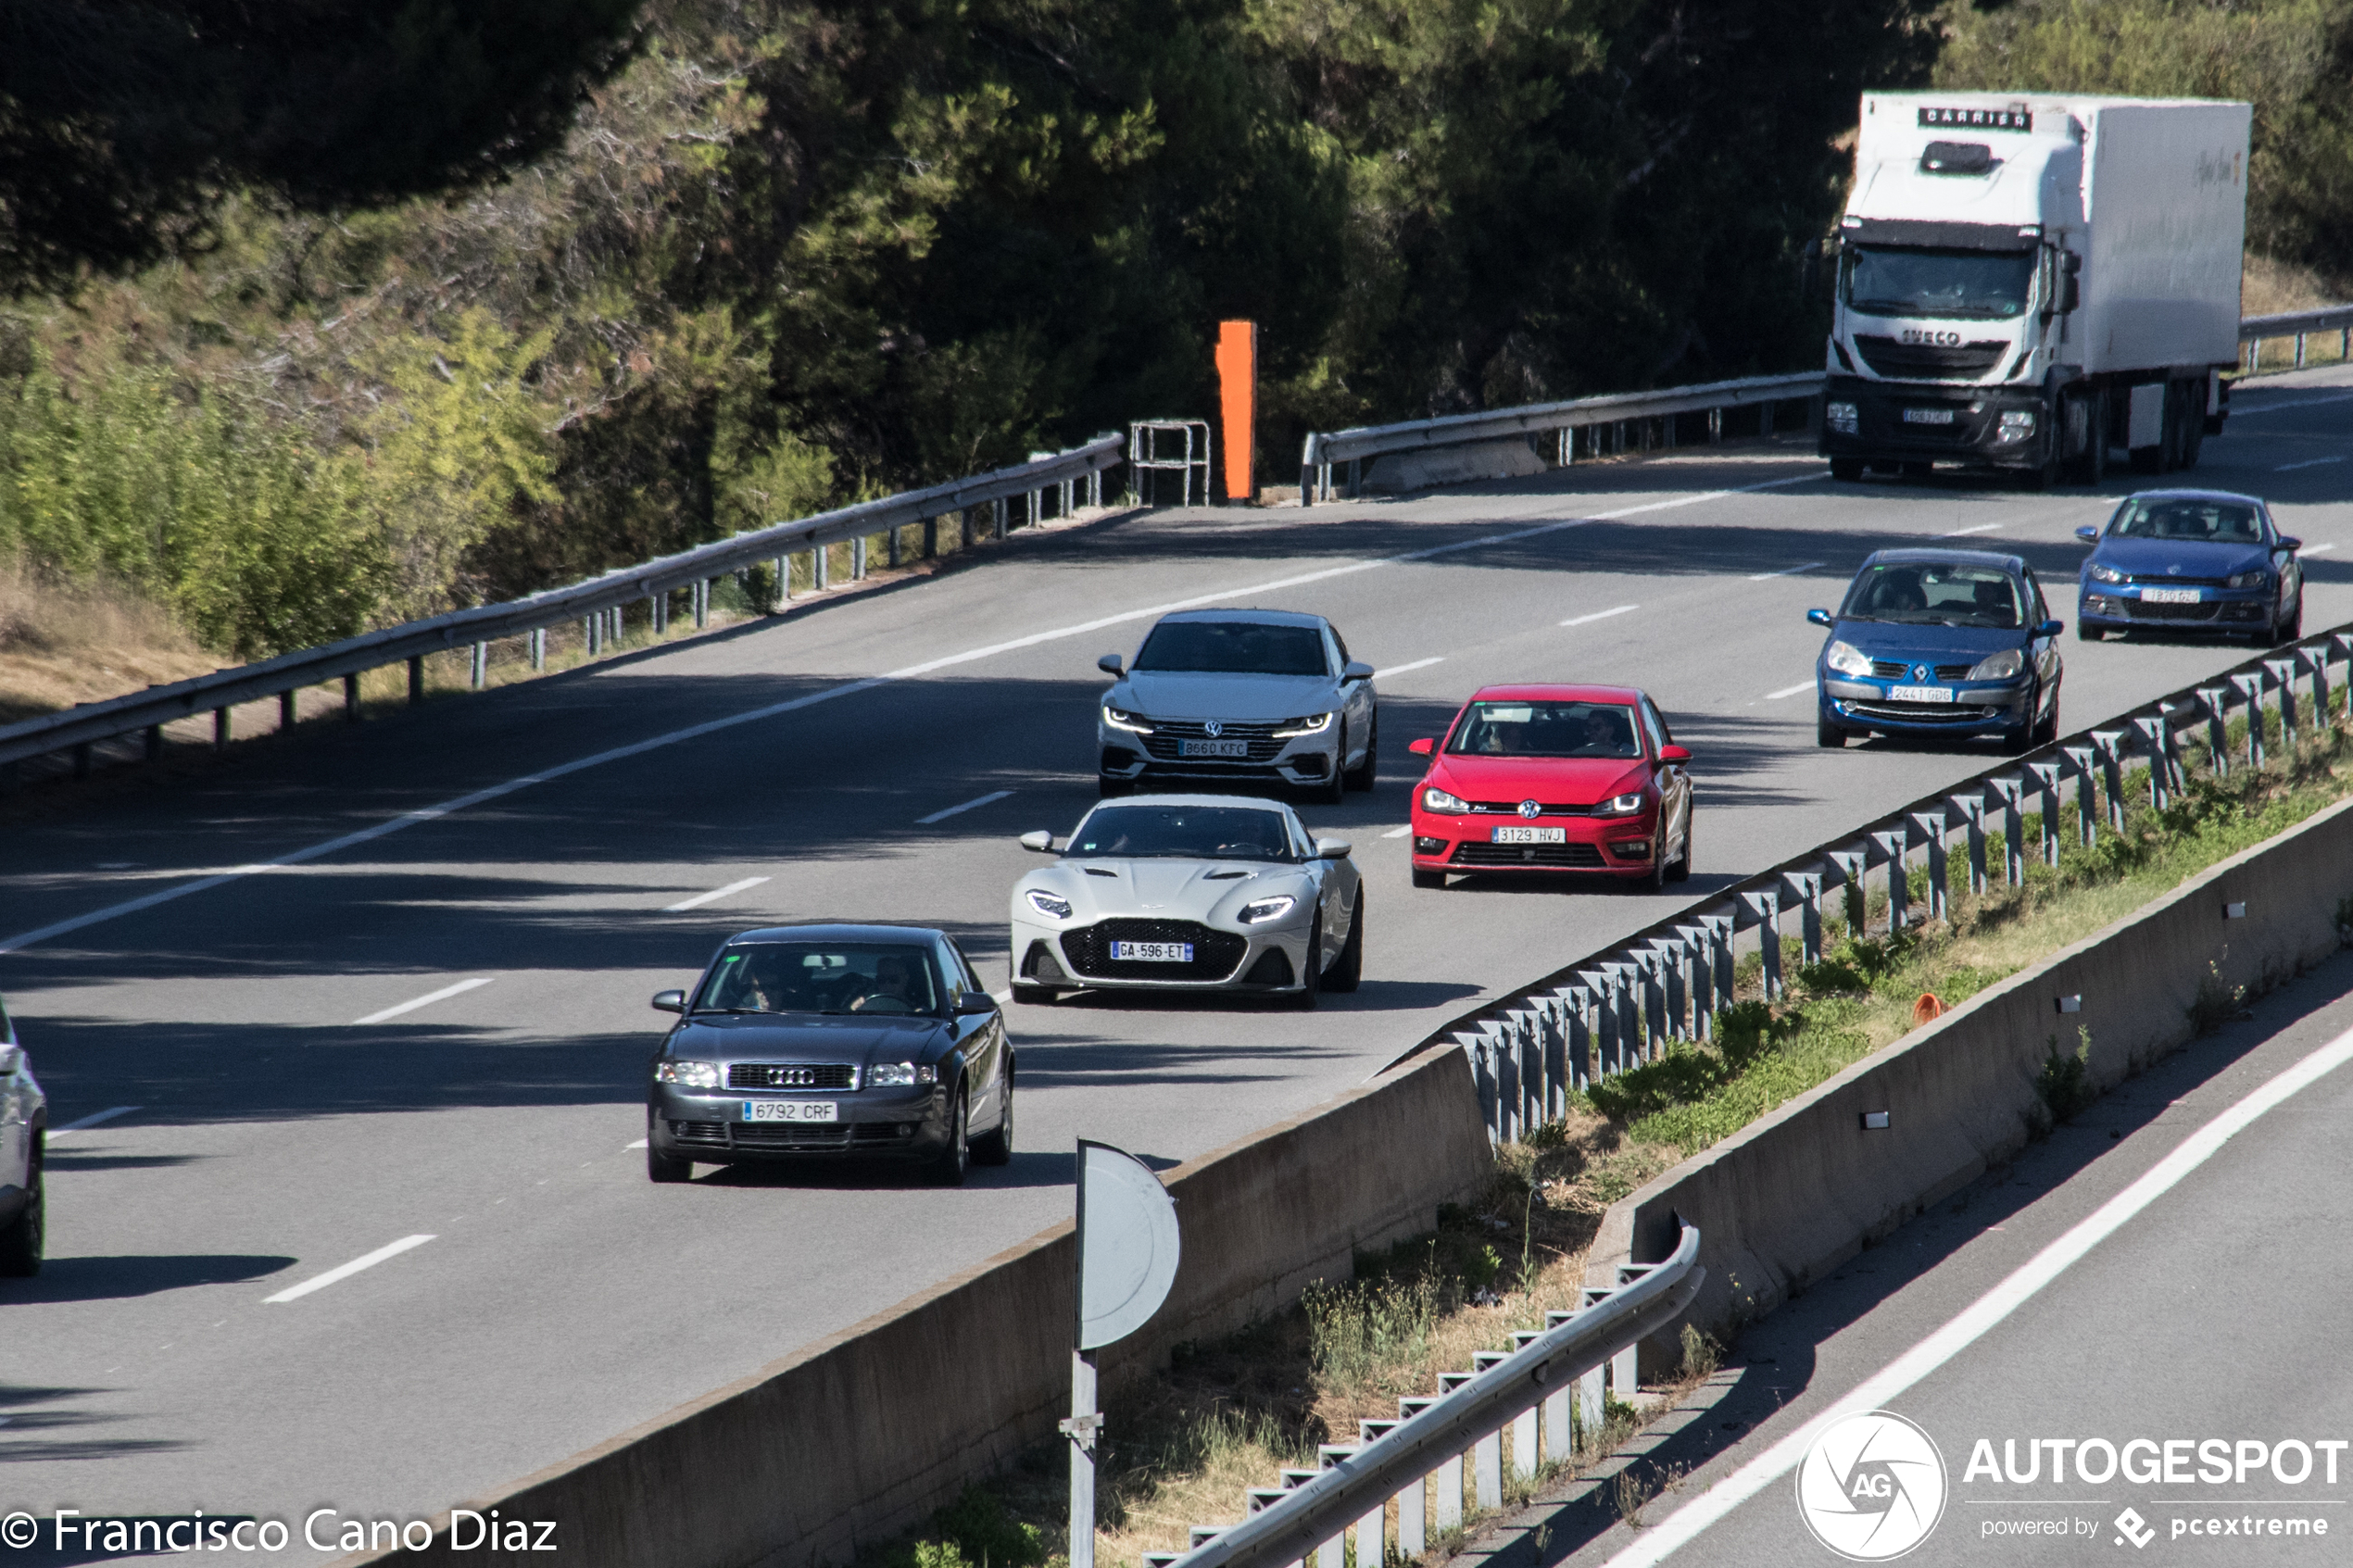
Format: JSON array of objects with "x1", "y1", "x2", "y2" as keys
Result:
[{"x1": 4, "y1": 365, "x2": 2349, "y2": 1556}]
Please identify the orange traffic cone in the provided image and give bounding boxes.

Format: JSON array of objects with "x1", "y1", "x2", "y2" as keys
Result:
[{"x1": 1912, "y1": 993, "x2": 1946, "y2": 1025}]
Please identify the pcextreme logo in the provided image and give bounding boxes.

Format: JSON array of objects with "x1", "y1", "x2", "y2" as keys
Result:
[{"x1": 1795, "y1": 1410, "x2": 1949, "y2": 1561}]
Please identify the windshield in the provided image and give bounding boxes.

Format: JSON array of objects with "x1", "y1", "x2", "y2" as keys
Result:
[
  {"x1": 1068, "y1": 804, "x2": 1294, "y2": 861},
  {"x1": 2107, "y1": 497, "x2": 2266, "y2": 544},
  {"x1": 1133, "y1": 621, "x2": 1328, "y2": 676},
  {"x1": 1448, "y1": 700, "x2": 1641, "y2": 759},
  {"x1": 696, "y1": 942, "x2": 943, "y2": 1017},
  {"x1": 1843, "y1": 245, "x2": 2035, "y2": 320},
  {"x1": 1841, "y1": 562, "x2": 2023, "y2": 628}
]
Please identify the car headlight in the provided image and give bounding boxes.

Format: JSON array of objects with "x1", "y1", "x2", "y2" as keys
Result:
[
  {"x1": 1237, "y1": 895, "x2": 1296, "y2": 924},
  {"x1": 868, "y1": 1061, "x2": 938, "y2": 1087},
  {"x1": 1827, "y1": 400, "x2": 1859, "y2": 435},
  {"x1": 2227, "y1": 569, "x2": 2271, "y2": 589},
  {"x1": 1995, "y1": 408, "x2": 2036, "y2": 443},
  {"x1": 1823, "y1": 639, "x2": 1871, "y2": 678},
  {"x1": 1272, "y1": 712, "x2": 1333, "y2": 738},
  {"x1": 1967, "y1": 647, "x2": 2025, "y2": 682},
  {"x1": 656, "y1": 1060, "x2": 723, "y2": 1088},
  {"x1": 1598, "y1": 792, "x2": 1645, "y2": 817},
  {"x1": 1422, "y1": 785, "x2": 1467, "y2": 813},
  {"x1": 1102, "y1": 706, "x2": 1153, "y2": 734},
  {"x1": 1026, "y1": 890, "x2": 1074, "y2": 921},
  {"x1": 2087, "y1": 563, "x2": 2124, "y2": 584}
]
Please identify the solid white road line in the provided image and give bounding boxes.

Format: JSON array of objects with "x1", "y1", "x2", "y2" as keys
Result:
[
  {"x1": 1602, "y1": 1019, "x2": 2353, "y2": 1567},
  {"x1": 351, "y1": 978, "x2": 494, "y2": 1026},
  {"x1": 1374, "y1": 657, "x2": 1445, "y2": 679},
  {"x1": 1747, "y1": 561, "x2": 1825, "y2": 580},
  {"x1": 2276, "y1": 456, "x2": 2346, "y2": 471},
  {"x1": 1561, "y1": 604, "x2": 1641, "y2": 628},
  {"x1": 916, "y1": 790, "x2": 1015, "y2": 825},
  {"x1": 1938, "y1": 521, "x2": 2004, "y2": 538},
  {"x1": 1765, "y1": 682, "x2": 1816, "y2": 700},
  {"x1": 48, "y1": 1106, "x2": 140, "y2": 1139},
  {"x1": 2232, "y1": 392, "x2": 2353, "y2": 417},
  {"x1": 624, "y1": 1139, "x2": 648, "y2": 1150},
  {"x1": 1382, "y1": 824, "x2": 1413, "y2": 839},
  {"x1": 662, "y1": 875, "x2": 771, "y2": 911},
  {"x1": 262, "y1": 1235, "x2": 437, "y2": 1304},
  {"x1": 0, "y1": 473, "x2": 1815, "y2": 957}
]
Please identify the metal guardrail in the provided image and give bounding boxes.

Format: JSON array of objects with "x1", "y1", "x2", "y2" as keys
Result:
[
  {"x1": 1298, "y1": 372, "x2": 1824, "y2": 504},
  {"x1": 1163, "y1": 1225, "x2": 1705, "y2": 1568},
  {"x1": 1403, "y1": 618, "x2": 2353, "y2": 1145},
  {"x1": 0, "y1": 436, "x2": 1125, "y2": 779},
  {"x1": 2240, "y1": 305, "x2": 2353, "y2": 373}
]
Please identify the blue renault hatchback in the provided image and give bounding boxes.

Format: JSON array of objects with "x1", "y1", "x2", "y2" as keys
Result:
[
  {"x1": 2075, "y1": 489, "x2": 2304, "y2": 645},
  {"x1": 1809, "y1": 550, "x2": 2064, "y2": 749}
]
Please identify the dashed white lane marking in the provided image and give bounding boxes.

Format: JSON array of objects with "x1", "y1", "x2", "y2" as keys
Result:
[
  {"x1": 661, "y1": 875, "x2": 771, "y2": 911},
  {"x1": 1382, "y1": 824, "x2": 1413, "y2": 839},
  {"x1": 1601, "y1": 1019, "x2": 2353, "y2": 1567},
  {"x1": 262, "y1": 1235, "x2": 436, "y2": 1304},
  {"x1": 48, "y1": 1106, "x2": 140, "y2": 1139},
  {"x1": 351, "y1": 978, "x2": 494, "y2": 1026},
  {"x1": 2276, "y1": 455, "x2": 2346, "y2": 471},
  {"x1": 916, "y1": 790, "x2": 1015, "y2": 825},
  {"x1": 1747, "y1": 560, "x2": 1825, "y2": 580},
  {"x1": 1374, "y1": 658, "x2": 1445, "y2": 679},
  {"x1": 1765, "y1": 682, "x2": 1816, "y2": 700},
  {"x1": 2306, "y1": 542, "x2": 2338, "y2": 554},
  {"x1": 625, "y1": 1139, "x2": 648, "y2": 1150},
  {"x1": 1938, "y1": 521, "x2": 2004, "y2": 538},
  {"x1": 0, "y1": 473, "x2": 1813, "y2": 957},
  {"x1": 1560, "y1": 604, "x2": 1640, "y2": 628}
]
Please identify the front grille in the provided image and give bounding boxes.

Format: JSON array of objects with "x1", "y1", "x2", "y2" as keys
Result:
[
  {"x1": 1060, "y1": 919, "x2": 1249, "y2": 981},
  {"x1": 1844, "y1": 702, "x2": 2005, "y2": 723},
  {"x1": 669, "y1": 1120, "x2": 729, "y2": 1148},
  {"x1": 1933, "y1": 663, "x2": 1974, "y2": 682},
  {"x1": 1870, "y1": 660, "x2": 1907, "y2": 679},
  {"x1": 2125, "y1": 600, "x2": 2221, "y2": 623},
  {"x1": 2126, "y1": 573, "x2": 2229, "y2": 587},
  {"x1": 732, "y1": 1122, "x2": 852, "y2": 1148},
  {"x1": 1139, "y1": 719, "x2": 1287, "y2": 764},
  {"x1": 1853, "y1": 335, "x2": 2007, "y2": 380},
  {"x1": 1450, "y1": 841, "x2": 1608, "y2": 869},
  {"x1": 729, "y1": 1062, "x2": 856, "y2": 1091},
  {"x1": 1466, "y1": 800, "x2": 1599, "y2": 816}
]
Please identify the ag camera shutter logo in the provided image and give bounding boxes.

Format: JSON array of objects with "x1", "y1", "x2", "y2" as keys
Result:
[{"x1": 1795, "y1": 1410, "x2": 1948, "y2": 1561}]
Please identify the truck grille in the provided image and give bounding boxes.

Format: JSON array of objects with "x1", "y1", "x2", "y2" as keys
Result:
[
  {"x1": 1450, "y1": 842, "x2": 1608, "y2": 869},
  {"x1": 1060, "y1": 920, "x2": 1248, "y2": 981},
  {"x1": 728, "y1": 1063, "x2": 856, "y2": 1090},
  {"x1": 1853, "y1": 336, "x2": 2008, "y2": 380}
]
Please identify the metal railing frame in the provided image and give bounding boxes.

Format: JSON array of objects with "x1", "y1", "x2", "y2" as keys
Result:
[
  {"x1": 2239, "y1": 305, "x2": 2353, "y2": 374},
  {"x1": 0, "y1": 436, "x2": 1125, "y2": 782},
  {"x1": 1164, "y1": 1225, "x2": 1705, "y2": 1568},
  {"x1": 1406, "y1": 617, "x2": 2353, "y2": 1146}
]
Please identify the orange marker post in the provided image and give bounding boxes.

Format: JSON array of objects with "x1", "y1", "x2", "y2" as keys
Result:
[{"x1": 1215, "y1": 320, "x2": 1257, "y2": 504}]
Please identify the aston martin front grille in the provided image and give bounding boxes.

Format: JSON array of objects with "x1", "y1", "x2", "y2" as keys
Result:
[{"x1": 1060, "y1": 920, "x2": 1249, "y2": 981}]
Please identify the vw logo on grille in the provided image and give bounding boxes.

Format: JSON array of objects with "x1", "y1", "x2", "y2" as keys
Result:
[
  {"x1": 1518, "y1": 799, "x2": 1541, "y2": 819},
  {"x1": 1914, "y1": 664, "x2": 1930, "y2": 681},
  {"x1": 1204, "y1": 720, "x2": 1224, "y2": 737}
]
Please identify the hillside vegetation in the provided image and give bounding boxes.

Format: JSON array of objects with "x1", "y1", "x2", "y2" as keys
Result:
[{"x1": 1, "y1": 0, "x2": 2348, "y2": 693}]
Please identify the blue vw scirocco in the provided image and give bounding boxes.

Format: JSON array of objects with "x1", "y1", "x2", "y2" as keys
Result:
[
  {"x1": 2074, "y1": 489, "x2": 2304, "y2": 645},
  {"x1": 1809, "y1": 549, "x2": 2064, "y2": 749}
]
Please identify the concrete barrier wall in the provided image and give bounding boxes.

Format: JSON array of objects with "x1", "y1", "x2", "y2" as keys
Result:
[
  {"x1": 349, "y1": 1045, "x2": 1491, "y2": 1568},
  {"x1": 1588, "y1": 796, "x2": 2353, "y2": 1373}
]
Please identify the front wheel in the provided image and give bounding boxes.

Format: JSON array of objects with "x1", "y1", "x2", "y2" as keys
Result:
[
  {"x1": 2077, "y1": 622, "x2": 2103, "y2": 642},
  {"x1": 1325, "y1": 889, "x2": 1364, "y2": 992},
  {"x1": 1011, "y1": 983, "x2": 1058, "y2": 1006},
  {"x1": 1411, "y1": 866, "x2": 1445, "y2": 890},
  {"x1": 1817, "y1": 715, "x2": 1847, "y2": 748},
  {"x1": 925, "y1": 1092, "x2": 970, "y2": 1186},
  {"x1": 2272, "y1": 597, "x2": 2303, "y2": 646},
  {"x1": 1288, "y1": 917, "x2": 1323, "y2": 1010},
  {"x1": 1667, "y1": 808, "x2": 1692, "y2": 883},
  {"x1": 1829, "y1": 458, "x2": 1864, "y2": 483},
  {"x1": 647, "y1": 1141, "x2": 692, "y2": 1185},
  {"x1": 2032, "y1": 693, "x2": 2060, "y2": 748},
  {"x1": 0, "y1": 1154, "x2": 43, "y2": 1276},
  {"x1": 971, "y1": 1073, "x2": 1013, "y2": 1166},
  {"x1": 1343, "y1": 713, "x2": 1378, "y2": 792},
  {"x1": 1314, "y1": 729, "x2": 1347, "y2": 807}
]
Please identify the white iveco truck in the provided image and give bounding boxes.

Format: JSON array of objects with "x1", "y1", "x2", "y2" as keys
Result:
[{"x1": 1821, "y1": 91, "x2": 2250, "y2": 485}]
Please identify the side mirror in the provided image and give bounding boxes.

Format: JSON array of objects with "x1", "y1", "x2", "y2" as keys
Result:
[
  {"x1": 1407, "y1": 737, "x2": 1435, "y2": 757},
  {"x1": 1097, "y1": 653, "x2": 1124, "y2": 677},
  {"x1": 1018, "y1": 830, "x2": 1054, "y2": 853},
  {"x1": 954, "y1": 991, "x2": 999, "y2": 1016},
  {"x1": 2037, "y1": 619, "x2": 2064, "y2": 638},
  {"x1": 1658, "y1": 745, "x2": 1692, "y2": 764},
  {"x1": 2279, "y1": 536, "x2": 2304, "y2": 554},
  {"x1": 1806, "y1": 608, "x2": 1833, "y2": 628},
  {"x1": 2075, "y1": 524, "x2": 2099, "y2": 543},
  {"x1": 650, "y1": 989, "x2": 686, "y2": 1014},
  {"x1": 1314, "y1": 836, "x2": 1353, "y2": 860},
  {"x1": 2060, "y1": 276, "x2": 2081, "y2": 313},
  {"x1": 1341, "y1": 660, "x2": 1375, "y2": 684}
]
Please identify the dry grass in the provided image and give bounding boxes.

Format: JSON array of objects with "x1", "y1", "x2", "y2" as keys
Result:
[
  {"x1": 2242, "y1": 254, "x2": 2350, "y2": 374},
  {"x1": 0, "y1": 558, "x2": 219, "y2": 724}
]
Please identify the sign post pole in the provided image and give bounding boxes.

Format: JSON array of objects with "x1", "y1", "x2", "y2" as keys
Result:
[{"x1": 1065, "y1": 1140, "x2": 1182, "y2": 1568}]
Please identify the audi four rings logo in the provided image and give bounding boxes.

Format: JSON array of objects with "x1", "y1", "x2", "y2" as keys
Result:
[
  {"x1": 1204, "y1": 720, "x2": 1224, "y2": 737},
  {"x1": 1796, "y1": 1410, "x2": 1948, "y2": 1560},
  {"x1": 1517, "y1": 800, "x2": 1541, "y2": 819}
]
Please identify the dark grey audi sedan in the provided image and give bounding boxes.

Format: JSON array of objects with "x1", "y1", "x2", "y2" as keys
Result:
[{"x1": 645, "y1": 923, "x2": 1012, "y2": 1185}]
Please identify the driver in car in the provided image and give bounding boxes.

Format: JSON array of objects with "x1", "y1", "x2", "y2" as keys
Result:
[
  {"x1": 851, "y1": 953, "x2": 921, "y2": 1013},
  {"x1": 1580, "y1": 707, "x2": 1636, "y2": 757}
]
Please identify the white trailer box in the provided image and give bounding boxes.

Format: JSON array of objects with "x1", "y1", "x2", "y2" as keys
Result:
[{"x1": 1823, "y1": 92, "x2": 2249, "y2": 483}]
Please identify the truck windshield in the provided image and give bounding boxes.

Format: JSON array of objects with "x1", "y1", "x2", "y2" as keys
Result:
[{"x1": 1843, "y1": 245, "x2": 2035, "y2": 320}]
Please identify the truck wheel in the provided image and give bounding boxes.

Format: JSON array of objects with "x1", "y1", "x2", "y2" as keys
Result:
[
  {"x1": 1829, "y1": 458, "x2": 1864, "y2": 483},
  {"x1": 2066, "y1": 391, "x2": 2108, "y2": 484}
]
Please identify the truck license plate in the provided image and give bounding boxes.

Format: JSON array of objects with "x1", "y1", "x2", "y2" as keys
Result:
[{"x1": 1902, "y1": 408, "x2": 1957, "y2": 425}]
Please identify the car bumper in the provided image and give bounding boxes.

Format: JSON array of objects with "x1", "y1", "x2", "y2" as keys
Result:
[
  {"x1": 1818, "y1": 376, "x2": 2050, "y2": 469},
  {"x1": 647, "y1": 1085, "x2": 953, "y2": 1160},
  {"x1": 2078, "y1": 590, "x2": 2274, "y2": 634},
  {"x1": 1408, "y1": 811, "x2": 1657, "y2": 877},
  {"x1": 1818, "y1": 676, "x2": 2033, "y2": 734},
  {"x1": 1099, "y1": 728, "x2": 1340, "y2": 786},
  {"x1": 1010, "y1": 914, "x2": 1314, "y2": 994}
]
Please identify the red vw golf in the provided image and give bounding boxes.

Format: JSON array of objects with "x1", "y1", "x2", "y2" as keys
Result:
[{"x1": 1407, "y1": 684, "x2": 1694, "y2": 889}]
